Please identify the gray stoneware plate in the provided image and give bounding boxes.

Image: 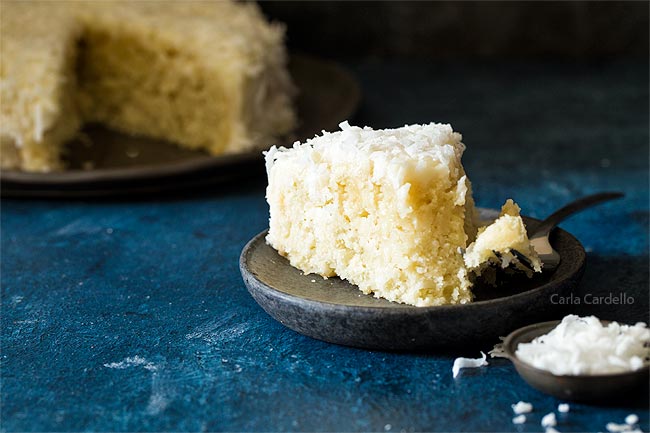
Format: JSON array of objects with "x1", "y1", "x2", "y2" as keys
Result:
[
  {"x1": 240, "y1": 209, "x2": 586, "y2": 350},
  {"x1": 1, "y1": 54, "x2": 360, "y2": 197},
  {"x1": 503, "y1": 320, "x2": 650, "y2": 403}
]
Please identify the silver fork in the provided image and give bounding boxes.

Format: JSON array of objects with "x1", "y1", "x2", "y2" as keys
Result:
[{"x1": 512, "y1": 192, "x2": 624, "y2": 271}]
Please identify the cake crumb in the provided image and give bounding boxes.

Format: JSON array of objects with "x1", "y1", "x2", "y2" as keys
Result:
[{"x1": 558, "y1": 404, "x2": 570, "y2": 413}]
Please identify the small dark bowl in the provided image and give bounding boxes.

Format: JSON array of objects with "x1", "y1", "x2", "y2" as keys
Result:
[{"x1": 503, "y1": 320, "x2": 650, "y2": 404}]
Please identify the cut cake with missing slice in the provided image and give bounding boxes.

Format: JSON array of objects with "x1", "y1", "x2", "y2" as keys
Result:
[{"x1": 1, "y1": 1, "x2": 295, "y2": 172}]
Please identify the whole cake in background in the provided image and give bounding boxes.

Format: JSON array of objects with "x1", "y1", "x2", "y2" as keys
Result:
[
  {"x1": 0, "y1": 1, "x2": 296, "y2": 172},
  {"x1": 265, "y1": 122, "x2": 541, "y2": 307}
]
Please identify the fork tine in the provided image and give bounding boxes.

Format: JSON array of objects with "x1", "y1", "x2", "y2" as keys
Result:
[
  {"x1": 511, "y1": 249, "x2": 535, "y2": 271},
  {"x1": 492, "y1": 250, "x2": 506, "y2": 267},
  {"x1": 491, "y1": 249, "x2": 535, "y2": 272}
]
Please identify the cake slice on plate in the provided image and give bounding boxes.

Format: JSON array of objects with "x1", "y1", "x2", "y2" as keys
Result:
[
  {"x1": 265, "y1": 122, "x2": 540, "y2": 306},
  {"x1": 266, "y1": 121, "x2": 479, "y2": 306}
]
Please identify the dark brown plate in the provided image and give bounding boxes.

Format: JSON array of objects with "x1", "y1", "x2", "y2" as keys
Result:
[
  {"x1": 503, "y1": 320, "x2": 650, "y2": 403},
  {"x1": 0, "y1": 54, "x2": 360, "y2": 197},
  {"x1": 239, "y1": 209, "x2": 587, "y2": 350}
]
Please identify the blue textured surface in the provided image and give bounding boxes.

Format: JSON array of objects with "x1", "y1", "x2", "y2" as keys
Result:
[{"x1": 2, "y1": 61, "x2": 648, "y2": 432}]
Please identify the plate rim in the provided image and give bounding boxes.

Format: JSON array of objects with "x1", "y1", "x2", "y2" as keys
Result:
[
  {"x1": 240, "y1": 210, "x2": 587, "y2": 312},
  {"x1": 1, "y1": 152, "x2": 258, "y2": 185},
  {"x1": 0, "y1": 53, "x2": 361, "y2": 189}
]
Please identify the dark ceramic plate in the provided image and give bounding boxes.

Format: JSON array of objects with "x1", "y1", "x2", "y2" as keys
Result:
[
  {"x1": 503, "y1": 320, "x2": 650, "y2": 403},
  {"x1": 1, "y1": 54, "x2": 360, "y2": 198},
  {"x1": 240, "y1": 209, "x2": 587, "y2": 350}
]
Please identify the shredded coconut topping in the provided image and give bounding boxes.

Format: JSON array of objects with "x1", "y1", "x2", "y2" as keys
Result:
[{"x1": 33, "y1": 103, "x2": 43, "y2": 142}]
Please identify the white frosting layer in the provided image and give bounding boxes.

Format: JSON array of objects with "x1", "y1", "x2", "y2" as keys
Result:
[{"x1": 266, "y1": 121, "x2": 465, "y2": 189}]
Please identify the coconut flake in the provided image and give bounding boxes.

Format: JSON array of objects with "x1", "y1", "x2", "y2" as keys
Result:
[
  {"x1": 33, "y1": 103, "x2": 44, "y2": 142},
  {"x1": 606, "y1": 422, "x2": 632, "y2": 432},
  {"x1": 512, "y1": 401, "x2": 533, "y2": 414},
  {"x1": 515, "y1": 315, "x2": 650, "y2": 375},
  {"x1": 452, "y1": 351, "x2": 488, "y2": 378},
  {"x1": 512, "y1": 415, "x2": 526, "y2": 424},
  {"x1": 541, "y1": 412, "x2": 557, "y2": 428},
  {"x1": 558, "y1": 404, "x2": 570, "y2": 413}
]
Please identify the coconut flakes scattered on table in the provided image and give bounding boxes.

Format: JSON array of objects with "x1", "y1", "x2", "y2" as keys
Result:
[
  {"x1": 515, "y1": 315, "x2": 650, "y2": 375},
  {"x1": 558, "y1": 403, "x2": 570, "y2": 413},
  {"x1": 452, "y1": 351, "x2": 488, "y2": 378},
  {"x1": 541, "y1": 412, "x2": 557, "y2": 428},
  {"x1": 512, "y1": 401, "x2": 533, "y2": 414},
  {"x1": 512, "y1": 415, "x2": 526, "y2": 424},
  {"x1": 606, "y1": 415, "x2": 643, "y2": 433},
  {"x1": 607, "y1": 423, "x2": 632, "y2": 432}
]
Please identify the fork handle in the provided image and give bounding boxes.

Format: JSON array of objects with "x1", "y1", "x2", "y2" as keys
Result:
[{"x1": 531, "y1": 192, "x2": 625, "y2": 239}]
